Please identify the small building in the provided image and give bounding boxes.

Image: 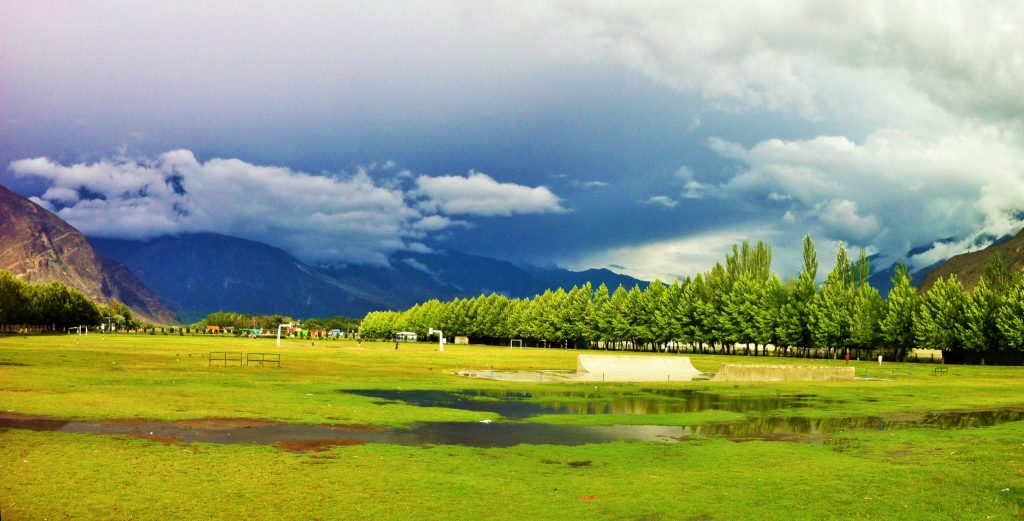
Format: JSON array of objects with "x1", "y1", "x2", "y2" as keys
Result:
[
  {"x1": 206, "y1": 325, "x2": 221, "y2": 333},
  {"x1": 331, "y1": 329, "x2": 342, "y2": 338},
  {"x1": 396, "y1": 331, "x2": 417, "y2": 342}
]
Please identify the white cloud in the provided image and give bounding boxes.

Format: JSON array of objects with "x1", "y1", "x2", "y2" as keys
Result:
[
  {"x1": 566, "y1": 226, "x2": 793, "y2": 281},
  {"x1": 10, "y1": 150, "x2": 558, "y2": 266},
  {"x1": 504, "y1": 2, "x2": 1024, "y2": 125},
  {"x1": 814, "y1": 199, "x2": 880, "y2": 242},
  {"x1": 674, "y1": 166, "x2": 696, "y2": 182},
  {"x1": 40, "y1": 186, "x2": 80, "y2": 204},
  {"x1": 400, "y1": 257, "x2": 438, "y2": 278},
  {"x1": 710, "y1": 125, "x2": 1024, "y2": 263},
  {"x1": 908, "y1": 236, "x2": 990, "y2": 271},
  {"x1": 411, "y1": 215, "x2": 470, "y2": 232},
  {"x1": 681, "y1": 181, "x2": 710, "y2": 200},
  {"x1": 28, "y1": 196, "x2": 55, "y2": 212},
  {"x1": 415, "y1": 171, "x2": 566, "y2": 217},
  {"x1": 675, "y1": 166, "x2": 711, "y2": 199},
  {"x1": 499, "y1": 1, "x2": 1024, "y2": 266},
  {"x1": 581, "y1": 181, "x2": 609, "y2": 188},
  {"x1": 643, "y1": 195, "x2": 677, "y2": 208}
]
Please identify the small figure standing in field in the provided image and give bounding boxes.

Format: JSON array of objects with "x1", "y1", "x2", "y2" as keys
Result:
[
  {"x1": 845, "y1": 352, "x2": 850, "y2": 364},
  {"x1": 395, "y1": 341, "x2": 399, "y2": 350},
  {"x1": 878, "y1": 353, "x2": 883, "y2": 366}
]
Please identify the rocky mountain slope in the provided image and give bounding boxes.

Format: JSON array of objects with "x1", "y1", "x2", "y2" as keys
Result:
[
  {"x1": 0, "y1": 185, "x2": 177, "y2": 323},
  {"x1": 919, "y1": 227, "x2": 1024, "y2": 292}
]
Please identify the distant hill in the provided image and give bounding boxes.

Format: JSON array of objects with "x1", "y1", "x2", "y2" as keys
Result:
[
  {"x1": 0, "y1": 184, "x2": 176, "y2": 324},
  {"x1": 318, "y1": 250, "x2": 550, "y2": 308},
  {"x1": 867, "y1": 261, "x2": 942, "y2": 297},
  {"x1": 92, "y1": 232, "x2": 648, "y2": 320},
  {"x1": 89, "y1": 234, "x2": 390, "y2": 323},
  {"x1": 865, "y1": 232, "x2": 1016, "y2": 297},
  {"x1": 919, "y1": 228, "x2": 1024, "y2": 293},
  {"x1": 521, "y1": 265, "x2": 648, "y2": 291}
]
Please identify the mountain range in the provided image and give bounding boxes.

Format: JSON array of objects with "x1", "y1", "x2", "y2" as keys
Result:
[
  {"x1": 918, "y1": 227, "x2": 1024, "y2": 292},
  {"x1": 1, "y1": 183, "x2": 647, "y2": 323},
  {"x1": 6, "y1": 181, "x2": 1022, "y2": 324},
  {"x1": 89, "y1": 234, "x2": 648, "y2": 322}
]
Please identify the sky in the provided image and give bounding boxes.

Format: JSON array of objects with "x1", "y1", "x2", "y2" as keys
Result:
[{"x1": 2, "y1": 1, "x2": 1023, "y2": 281}]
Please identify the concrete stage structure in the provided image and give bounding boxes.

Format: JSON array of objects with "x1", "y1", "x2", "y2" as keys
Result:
[
  {"x1": 575, "y1": 354, "x2": 705, "y2": 382},
  {"x1": 710, "y1": 364, "x2": 855, "y2": 382}
]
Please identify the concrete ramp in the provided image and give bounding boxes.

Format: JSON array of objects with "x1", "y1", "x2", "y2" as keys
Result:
[
  {"x1": 576, "y1": 355, "x2": 704, "y2": 382},
  {"x1": 711, "y1": 364, "x2": 854, "y2": 382}
]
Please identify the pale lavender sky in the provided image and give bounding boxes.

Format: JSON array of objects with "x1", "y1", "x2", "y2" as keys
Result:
[{"x1": 2, "y1": 1, "x2": 1023, "y2": 279}]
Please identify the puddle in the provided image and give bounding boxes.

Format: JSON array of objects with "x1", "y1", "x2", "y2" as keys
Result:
[
  {"x1": 2, "y1": 408, "x2": 1021, "y2": 450},
  {"x1": 340, "y1": 389, "x2": 825, "y2": 418}
]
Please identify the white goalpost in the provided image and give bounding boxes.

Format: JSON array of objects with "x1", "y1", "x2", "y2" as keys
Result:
[{"x1": 510, "y1": 339, "x2": 523, "y2": 349}]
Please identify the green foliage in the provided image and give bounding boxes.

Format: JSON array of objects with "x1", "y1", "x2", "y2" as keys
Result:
[
  {"x1": 4, "y1": 335, "x2": 1024, "y2": 519},
  {"x1": 880, "y1": 263, "x2": 919, "y2": 358},
  {"x1": 962, "y1": 277, "x2": 1003, "y2": 351},
  {"x1": 353, "y1": 234, "x2": 1019, "y2": 361},
  {"x1": 0, "y1": 271, "x2": 102, "y2": 330},
  {"x1": 914, "y1": 275, "x2": 968, "y2": 352},
  {"x1": 996, "y1": 278, "x2": 1024, "y2": 351},
  {"x1": 0, "y1": 270, "x2": 32, "y2": 325},
  {"x1": 808, "y1": 243, "x2": 855, "y2": 350}
]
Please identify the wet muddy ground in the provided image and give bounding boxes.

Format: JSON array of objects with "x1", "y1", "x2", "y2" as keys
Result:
[
  {"x1": 2, "y1": 390, "x2": 1022, "y2": 451},
  {"x1": 341, "y1": 388, "x2": 829, "y2": 417}
]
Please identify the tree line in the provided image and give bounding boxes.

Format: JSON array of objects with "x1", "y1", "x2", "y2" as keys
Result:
[
  {"x1": 0, "y1": 271, "x2": 115, "y2": 331},
  {"x1": 191, "y1": 311, "x2": 359, "y2": 333},
  {"x1": 360, "y1": 237, "x2": 1024, "y2": 363}
]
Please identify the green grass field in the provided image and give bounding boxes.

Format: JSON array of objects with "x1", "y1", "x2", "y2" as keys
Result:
[{"x1": 1, "y1": 333, "x2": 1022, "y2": 520}]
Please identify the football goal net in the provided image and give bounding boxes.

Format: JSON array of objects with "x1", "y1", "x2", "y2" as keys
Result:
[{"x1": 510, "y1": 338, "x2": 524, "y2": 349}]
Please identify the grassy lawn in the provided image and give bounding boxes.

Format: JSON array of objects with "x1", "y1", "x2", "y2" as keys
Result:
[{"x1": 1, "y1": 333, "x2": 1022, "y2": 520}]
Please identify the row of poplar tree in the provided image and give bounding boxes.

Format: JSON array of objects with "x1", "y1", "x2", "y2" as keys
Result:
[
  {"x1": 360, "y1": 237, "x2": 1024, "y2": 362},
  {"x1": 0, "y1": 271, "x2": 115, "y2": 331}
]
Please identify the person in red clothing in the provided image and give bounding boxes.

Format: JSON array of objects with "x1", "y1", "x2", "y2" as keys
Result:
[{"x1": 845, "y1": 352, "x2": 850, "y2": 364}]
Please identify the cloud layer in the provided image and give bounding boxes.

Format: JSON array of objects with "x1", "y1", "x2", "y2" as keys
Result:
[
  {"x1": 415, "y1": 171, "x2": 565, "y2": 217},
  {"x1": 10, "y1": 150, "x2": 563, "y2": 266},
  {"x1": 3, "y1": 2, "x2": 1023, "y2": 281},
  {"x1": 524, "y1": 1, "x2": 1024, "y2": 276}
]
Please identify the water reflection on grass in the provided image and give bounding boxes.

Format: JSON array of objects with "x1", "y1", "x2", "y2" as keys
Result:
[{"x1": 341, "y1": 388, "x2": 827, "y2": 418}]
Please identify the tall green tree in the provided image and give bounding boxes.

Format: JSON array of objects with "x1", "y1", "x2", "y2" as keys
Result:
[
  {"x1": 560, "y1": 284, "x2": 593, "y2": 348},
  {"x1": 609, "y1": 285, "x2": 630, "y2": 349},
  {"x1": 914, "y1": 275, "x2": 969, "y2": 353},
  {"x1": 754, "y1": 276, "x2": 784, "y2": 354},
  {"x1": 879, "y1": 263, "x2": 919, "y2": 360},
  {"x1": 996, "y1": 278, "x2": 1024, "y2": 351},
  {"x1": 0, "y1": 271, "x2": 31, "y2": 328},
  {"x1": 777, "y1": 236, "x2": 819, "y2": 353},
  {"x1": 724, "y1": 275, "x2": 760, "y2": 354},
  {"x1": 962, "y1": 277, "x2": 1003, "y2": 352},
  {"x1": 849, "y1": 251, "x2": 883, "y2": 355},
  {"x1": 808, "y1": 243, "x2": 854, "y2": 355},
  {"x1": 590, "y1": 284, "x2": 614, "y2": 347}
]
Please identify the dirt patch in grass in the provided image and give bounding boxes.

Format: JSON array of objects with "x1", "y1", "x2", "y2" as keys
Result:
[
  {"x1": 174, "y1": 418, "x2": 278, "y2": 429},
  {"x1": 276, "y1": 438, "x2": 367, "y2": 452}
]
